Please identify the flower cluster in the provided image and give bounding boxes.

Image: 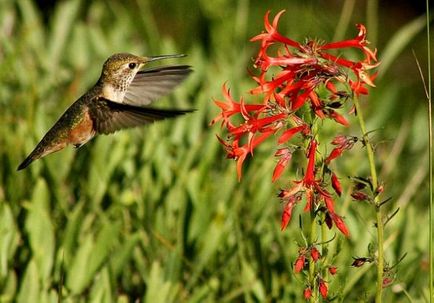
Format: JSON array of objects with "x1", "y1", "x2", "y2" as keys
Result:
[
  {"x1": 212, "y1": 10, "x2": 378, "y2": 237},
  {"x1": 294, "y1": 245, "x2": 338, "y2": 300}
]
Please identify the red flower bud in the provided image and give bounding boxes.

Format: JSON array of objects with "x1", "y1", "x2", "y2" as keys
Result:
[
  {"x1": 351, "y1": 257, "x2": 370, "y2": 267},
  {"x1": 325, "y1": 212, "x2": 333, "y2": 229},
  {"x1": 318, "y1": 279, "x2": 328, "y2": 298},
  {"x1": 376, "y1": 184, "x2": 384, "y2": 194},
  {"x1": 382, "y1": 277, "x2": 393, "y2": 288},
  {"x1": 331, "y1": 135, "x2": 348, "y2": 145},
  {"x1": 294, "y1": 255, "x2": 306, "y2": 273},
  {"x1": 330, "y1": 212, "x2": 350, "y2": 237},
  {"x1": 351, "y1": 191, "x2": 369, "y2": 201},
  {"x1": 328, "y1": 266, "x2": 337, "y2": 275},
  {"x1": 303, "y1": 287, "x2": 312, "y2": 299},
  {"x1": 310, "y1": 246, "x2": 321, "y2": 262}
]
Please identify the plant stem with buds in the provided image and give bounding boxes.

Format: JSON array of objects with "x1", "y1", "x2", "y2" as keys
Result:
[{"x1": 354, "y1": 97, "x2": 384, "y2": 303}]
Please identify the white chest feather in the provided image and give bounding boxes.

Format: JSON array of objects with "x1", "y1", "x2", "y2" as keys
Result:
[{"x1": 102, "y1": 84, "x2": 125, "y2": 103}]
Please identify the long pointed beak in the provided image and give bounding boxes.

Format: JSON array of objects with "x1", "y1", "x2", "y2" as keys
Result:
[{"x1": 144, "y1": 54, "x2": 186, "y2": 63}]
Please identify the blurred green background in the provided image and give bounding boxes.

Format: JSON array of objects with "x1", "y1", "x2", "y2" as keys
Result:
[{"x1": 0, "y1": 0, "x2": 432, "y2": 302}]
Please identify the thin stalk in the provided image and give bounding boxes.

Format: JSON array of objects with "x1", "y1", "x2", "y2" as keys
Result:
[
  {"x1": 321, "y1": 212, "x2": 328, "y2": 277},
  {"x1": 353, "y1": 97, "x2": 384, "y2": 302},
  {"x1": 309, "y1": 208, "x2": 318, "y2": 303},
  {"x1": 425, "y1": 1, "x2": 432, "y2": 301}
]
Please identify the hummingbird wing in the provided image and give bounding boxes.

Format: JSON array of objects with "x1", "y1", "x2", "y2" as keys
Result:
[
  {"x1": 91, "y1": 98, "x2": 194, "y2": 135},
  {"x1": 123, "y1": 65, "x2": 192, "y2": 106}
]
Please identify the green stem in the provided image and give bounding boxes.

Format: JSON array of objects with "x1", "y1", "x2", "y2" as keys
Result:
[
  {"x1": 425, "y1": 1, "x2": 433, "y2": 301},
  {"x1": 309, "y1": 208, "x2": 318, "y2": 302},
  {"x1": 354, "y1": 97, "x2": 384, "y2": 302}
]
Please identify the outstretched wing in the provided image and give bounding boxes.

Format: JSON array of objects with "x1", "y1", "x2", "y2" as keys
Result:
[
  {"x1": 90, "y1": 98, "x2": 194, "y2": 135},
  {"x1": 123, "y1": 65, "x2": 192, "y2": 106}
]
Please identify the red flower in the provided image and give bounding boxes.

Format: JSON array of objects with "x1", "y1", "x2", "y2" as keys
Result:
[
  {"x1": 328, "y1": 109, "x2": 349, "y2": 126},
  {"x1": 318, "y1": 279, "x2": 328, "y2": 298},
  {"x1": 303, "y1": 287, "x2": 312, "y2": 300},
  {"x1": 212, "y1": 10, "x2": 378, "y2": 238},
  {"x1": 330, "y1": 212, "x2": 350, "y2": 237},
  {"x1": 280, "y1": 194, "x2": 299, "y2": 230},
  {"x1": 250, "y1": 10, "x2": 301, "y2": 55},
  {"x1": 321, "y1": 24, "x2": 377, "y2": 61},
  {"x1": 277, "y1": 125, "x2": 307, "y2": 145},
  {"x1": 216, "y1": 129, "x2": 275, "y2": 181},
  {"x1": 294, "y1": 255, "x2": 306, "y2": 273},
  {"x1": 331, "y1": 172, "x2": 342, "y2": 196},
  {"x1": 211, "y1": 84, "x2": 265, "y2": 126},
  {"x1": 304, "y1": 140, "x2": 317, "y2": 186},
  {"x1": 325, "y1": 135, "x2": 358, "y2": 164},
  {"x1": 324, "y1": 195, "x2": 335, "y2": 213},
  {"x1": 310, "y1": 246, "x2": 321, "y2": 262},
  {"x1": 329, "y1": 266, "x2": 337, "y2": 275},
  {"x1": 273, "y1": 148, "x2": 293, "y2": 182}
]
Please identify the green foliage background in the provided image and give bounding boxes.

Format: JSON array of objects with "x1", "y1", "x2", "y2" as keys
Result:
[{"x1": 0, "y1": 0, "x2": 431, "y2": 302}]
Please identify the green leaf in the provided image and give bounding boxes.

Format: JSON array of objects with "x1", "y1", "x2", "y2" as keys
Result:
[
  {"x1": 110, "y1": 232, "x2": 141, "y2": 278},
  {"x1": 16, "y1": 260, "x2": 40, "y2": 303},
  {"x1": 66, "y1": 220, "x2": 120, "y2": 294},
  {"x1": 0, "y1": 202, "x2": 19, "y2": 280},
  {"x1": 144, "y1": 262, "x2": 178, "y2": 303},
  {"x1": 89, "y1": 267, "x2": 113, "y2": 303},
  {"x1": 46, "y1": 0, "x2": 81, "y2": 71},
  {"x1": 25, "y1": 178, "x2": 55, "y2": 285},
  {"x1": 66, "y1": 233, "x2": 94, "y2": 294}
]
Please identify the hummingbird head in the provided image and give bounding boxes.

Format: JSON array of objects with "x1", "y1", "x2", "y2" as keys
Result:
[{"x1": 99, "y1": 53, "x2": 186, "y2": 102}]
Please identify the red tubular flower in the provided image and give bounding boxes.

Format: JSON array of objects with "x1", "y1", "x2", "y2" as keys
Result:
[
  {"x1": 321, "y1": 24, "x2": 377, "y2": 61},
  {"x1": 250, "y1": 10, "x2": 301, "y2": 53},
  {"x1": 211, "y1": 84, "x2": 265, "y2": 126},
  {"x1": 304, "y1": 139, "x2": 317, "y2": 186},
  {"x1": 326, "y1": 135, "x2": 358, "y2": 164},
  {"x1": 331, "y1": 172, "x2": 342, "y2": 196},
  {"x1": 325, "y1": 146, "x2": 345, "y2": 164},
  {"x1": 273, "y1": 148, "x2": 293, "y2": 182},
  {"x1": 330, "y1": 212, "x2": 350, "y2": 237},
  {"x1": 328, "y1": 109, "x2": 349, "y2": 126},
  {"x1": 212, "y1": 10, "x2": 378, "y2": 238},
  {"x1": 280, "y1": 194, "x2": 298, "y2": 230},
  {"x1": 323, "y1": 196, "x2": 335, "y2": 213},
  {"x1": 278, "y1": 125, "x2": 306, "y2": 145}
]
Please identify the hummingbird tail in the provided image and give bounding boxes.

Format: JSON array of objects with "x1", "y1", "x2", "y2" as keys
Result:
[
  {"x1": 17, "y1": 137, "x2": 62, "y2": 171},
  {"x1": 17, "y1": 154, "x2": 36, "y2": 171}
]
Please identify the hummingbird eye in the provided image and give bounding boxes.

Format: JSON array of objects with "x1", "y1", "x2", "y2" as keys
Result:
[{"x1": 128, "y1": 63, "x2": 137, "y2": 69}]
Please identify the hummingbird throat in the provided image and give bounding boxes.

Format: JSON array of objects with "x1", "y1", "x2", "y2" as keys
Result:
[{"x1": 102, "y1": 83, "x2": 127, "y2": 102}]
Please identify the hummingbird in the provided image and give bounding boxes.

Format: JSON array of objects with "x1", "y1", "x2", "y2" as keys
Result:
[{"x1": 17, "y1": 53, "x2": 193, "y2": 170}]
